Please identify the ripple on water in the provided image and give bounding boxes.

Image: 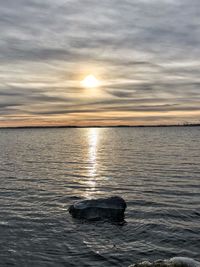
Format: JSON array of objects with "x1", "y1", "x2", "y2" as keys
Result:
[{"x1": 0, "y1": 127, "x2": 199, "y2": 266}]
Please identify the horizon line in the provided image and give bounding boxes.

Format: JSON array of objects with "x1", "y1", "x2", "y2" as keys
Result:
[{"x1": 0, "y1": 123, "x2": 200, "y2": 129}]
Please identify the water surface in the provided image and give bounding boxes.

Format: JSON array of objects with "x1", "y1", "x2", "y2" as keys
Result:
[{"x1": 0, "y1": 127, "x2": 199, "y2": 266}]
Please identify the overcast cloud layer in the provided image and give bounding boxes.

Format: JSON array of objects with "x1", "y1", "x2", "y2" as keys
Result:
[{"x1": 0, "y1": 0, "x2": 200, "y2": 126}]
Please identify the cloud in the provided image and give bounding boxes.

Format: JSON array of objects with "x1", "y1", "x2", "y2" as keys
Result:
[{"x1": 0, "y1": 0, "x2": 200, "y2": 125}]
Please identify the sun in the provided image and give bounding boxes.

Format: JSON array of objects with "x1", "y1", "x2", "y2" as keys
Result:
[{"x1": 81, "y1": 74, "x2": 100, "y2": 88}]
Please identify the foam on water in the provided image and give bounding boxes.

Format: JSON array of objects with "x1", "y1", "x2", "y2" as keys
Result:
[{"x1": 129, "y1": 257, "x2": 200, "y2": 267}]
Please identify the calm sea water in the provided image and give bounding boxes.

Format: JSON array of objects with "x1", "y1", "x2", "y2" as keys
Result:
[{"x1": 0, "y1": 127, "x2": 199, "y2": 267}]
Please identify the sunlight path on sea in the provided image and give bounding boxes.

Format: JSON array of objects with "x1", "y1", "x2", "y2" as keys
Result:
[{"x1": 85, "y1": 128, "x2": 99, "y2": 197}]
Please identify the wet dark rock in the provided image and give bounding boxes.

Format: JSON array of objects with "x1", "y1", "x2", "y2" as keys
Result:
[
  {"x1": 68, "y1": 196, "x2": 126, "y2": 221},
  {"x1": 129, "y1": 258, "x2": 200, "y2": 267}
]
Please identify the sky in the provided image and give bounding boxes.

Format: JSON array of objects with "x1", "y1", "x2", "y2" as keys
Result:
[{"x1": 0, "y1": 0, "x2": 200, "y2": 127}]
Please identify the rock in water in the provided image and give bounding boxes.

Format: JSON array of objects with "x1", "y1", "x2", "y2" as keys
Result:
[
  {"x1": 68, "y1": 196, "x2": 126, "y2": 221},
  {"x1": 129, "y1": 257, "x2": 200, "y2": 267}
]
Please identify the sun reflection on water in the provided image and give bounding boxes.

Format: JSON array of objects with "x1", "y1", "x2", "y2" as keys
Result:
[{"x1": 85, "y1": 128, "x2": 99, "y2": 197}]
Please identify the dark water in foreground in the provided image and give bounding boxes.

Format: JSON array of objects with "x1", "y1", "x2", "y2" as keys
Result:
[{"x1": 0, "y1": 127, "x2": 199, "y2": 266}]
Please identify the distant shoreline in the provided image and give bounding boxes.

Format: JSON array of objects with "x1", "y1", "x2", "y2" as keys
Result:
[{"x1": 0, "y1": 124, "x2": 200, "y2": 129}]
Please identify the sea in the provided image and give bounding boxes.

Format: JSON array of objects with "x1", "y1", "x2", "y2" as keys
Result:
[{"x1": 0, "y1": 127, "x2": 199, "y2": 267}]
